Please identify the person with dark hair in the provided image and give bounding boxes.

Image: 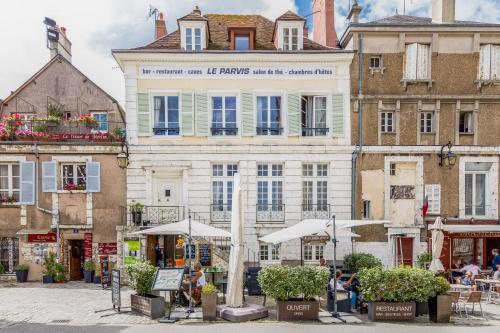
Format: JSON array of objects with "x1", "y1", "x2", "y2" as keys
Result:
[{"x1": 492, "y1": 249, "x2": 500, "y2": 272}]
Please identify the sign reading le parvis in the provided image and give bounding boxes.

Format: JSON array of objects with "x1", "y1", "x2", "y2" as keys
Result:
[{"x1": 139, "y1": 66, "x2": 336, "y2": 79}]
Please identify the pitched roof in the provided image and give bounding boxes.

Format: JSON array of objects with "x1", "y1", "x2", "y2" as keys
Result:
[
  {"x1": 132, "y1": 13, "x2": 331, "y2": 51},
  {"x1": 178, "y1": 11, "x2": 208, "y2": 22},
  {"x1": 276, "y1": 10, "x2": 305, "y2": 22},
  {"x1": 357, "y1": 14, "x2": 500, "y2": 27}
]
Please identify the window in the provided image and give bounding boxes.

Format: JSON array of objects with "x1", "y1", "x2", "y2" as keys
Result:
[
  {"x1": 420, "y1": 112, "x2": 433, "y2": 133},
  {"x1": 91, "y1": 112, "x2": 108, "y2": 132},
  {"x1": 380, "y1": 112, "x2": 394, "y2": 133},
  {"x1": 459, "y1": 112, "x2": 473, "y2": 134},
  {"x1": 362, "y1": 200, "x2": 371, "y2": 219},
  {"x1": 259, "y1": 243, "x2": 280, "y2": 262},
  {"x1": 282, "y1": 27, "x2": 298, "y2": 51},
  {"x1": 303, "y1": 244, "x2": 313, "y2": 261},
  {"x1": 185, "y1": 27, "x2": 201, "y2": 51},
  {"x1": 303, "y1": 244, "x2": 324, "y2": 261},
  {"x1": 257, "y1": 163, "x2": 283, "y2": 212},
  {"x1": 301, "y1": 96, "x2": 328, "y2": 136},
  {"x1": 0, "y1": 164, "x2": 20, "y2": 203},
  {"x1": 464, "y1": 163, "x2": 491, "y2": 216},
  {"x1": 405, "y1": 43, "x2": 430, "y2": 80},
  {"x1": 257, "y1": 96, "x2": 282, "y2": 135},
  {"x1": 479, "y1": 44, "x2": 500, "y2": 80},
  {"x1": 61, "y1": 163, "x2": 86, "y2": 190},
  {"x1": 153, "y1": 96, "x2": 179, "y2": 136},
  {"x1": 212, "y1": 164, "x2": 238, "y2": 214},
  {"x1": 302, "y1": 163, "x2": 328, "y2": 212},
  {"x1": 370, "y1": 56, "x2": 382, "y2": 68},
  {"x1": 211, "y1": 96, "x2": 237, "y2": 136},
  {"x1": 235, "y1": 35, "x2": 250, "y2": 51},
  {"x1": 18, "y1": 114, "x2": 34, "y2": 131},
  {"x1": 390, "y1": 163, "x2": 396, "y2": 176},
  {"x1": 425, "y1": 184, "x2": 441, "y2": 214}
]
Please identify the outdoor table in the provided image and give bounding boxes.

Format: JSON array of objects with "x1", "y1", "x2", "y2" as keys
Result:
[
  {"x1": 474, "y1": 279, "x2": 500, "y2": 303},
  {"x1": 215, "y1": 277, "x2": 228, "y2": 303},
  {"x1": 450, "y1": 284, "x2": 472, "y2": 291}
]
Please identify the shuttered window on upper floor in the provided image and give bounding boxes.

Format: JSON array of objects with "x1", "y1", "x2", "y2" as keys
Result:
[
  {"x1": 479, "y1": 44, "x2": 500, "y2": 80},
  {"x1": 405, "y1": 43, "x2": 430, "y2": 80}
]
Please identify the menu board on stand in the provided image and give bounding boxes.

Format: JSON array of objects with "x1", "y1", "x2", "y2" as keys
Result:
[
  {"x1": 198, "y1": 243, "x2": 212, "y2": 268},
  {"x1": 99, "y1": 255, "x2": 111, "y2": 289},
  {"x1": 111, "y1": 269, "x2": 121, "y2": 312},
  {"x1": 84, "y1": 233, "x2": 93, "y2": 261}
]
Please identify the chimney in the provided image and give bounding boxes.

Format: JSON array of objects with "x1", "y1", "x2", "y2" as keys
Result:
[
  {"x1": 347, "y1": 1, "x2": 362, "y2": 24},
  {"x1": 303, "y1": 25, "x2": 309, "y2": 38},
  {"x1": 193, "y1": 6, "x2": 201, "y2": 16},
  {"x1": 432, "y1": 0, "x2": 456, "y2": 23},
  {"x1": 311, "y1": 0, "x2": 338, "y2": 48},
  {"x1": 155, "y1": 12, "x2": 167, "y2": 40},
  {"x1": 49, "y1": 26, "x2": 72, "y2": 63}
]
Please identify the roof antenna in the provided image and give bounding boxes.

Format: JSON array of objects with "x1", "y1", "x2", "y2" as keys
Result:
[
  {"x1": 403, "y1": 0, "x2": 406, "y2": 15},
  {"x1": 148, "y1": 5, "x2": 159, "y2": 20}
]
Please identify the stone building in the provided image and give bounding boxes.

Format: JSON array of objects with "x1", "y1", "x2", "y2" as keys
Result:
[
  {"x1": 112, "y1": 7, "x2": 354, "y2": 268},
  {"x1": 0, "y1": 26, "x2": 126, "y2": 280},
  {"x1": 341, "y1": 0, "x2": 500, "y2": 268}
]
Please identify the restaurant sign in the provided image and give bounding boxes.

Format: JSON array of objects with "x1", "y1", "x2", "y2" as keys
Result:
[
  {"x1": 139, "y1": 66, "x2": 336, "y2": 79},
  {"x1": 99, "y1": 243, "x2": 118, "y2": 255},
  {"x1": 28, "y1": 233, "x2": 56, "y2": 243},
  {"x1": 368, "y1": 302, "x2": 416, "y2": 321},
  {"x1": 450, "y1": 232, "x2": 500, "y2": 238},
  {"x1": 303, "y1": 235, "x2": 330, "y2": 243}
]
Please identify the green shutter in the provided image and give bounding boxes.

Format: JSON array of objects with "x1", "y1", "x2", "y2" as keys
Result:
[
  {"x1": 287, "y1": 92, "x2": 301, "y2": 136},
  {"x1": 241, "y1": 92, "x2": 255, "y2": 136},
  {"x1": 181, "y1": 92, "x2": 194, "y2": 136},
  {"x1": 195, "y1": 92, "x2": 208, "y2": 136},
  {"x1": 331, "y1": 93, "x2": 344, "y2": 137},
  {"x1": 137, "y1": 93, "x2": 150, "y2": 136}
]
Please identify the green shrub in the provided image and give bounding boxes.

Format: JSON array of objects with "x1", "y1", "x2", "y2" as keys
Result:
[
  {"x1": 416, "y1": 253, "x2": 432, "y2": 269},
  {"x1": 258, "y1": 265, "x2": 330, "y2": 301},
  {"x1": 125, "y1": 261, "x2": 157, "y2": 296},
  {"x1": 343, "y1": 253, "x2": 383, "y2": 272},
  {"x1": 434, "y1": 276, "x2": 450, "y2": 296},
  {"x1": 54, "y1": 273, "x2": 66, "y2": 282},
  {"x1": 15, "y1": 264, "x2": 29, "y2": 271},
  {"x1": 55, "y1": 263, "x2": 65, "y2": 274},
  {"x1": 47, "y1": 104, "x2": 64, "y2": 119},
  {"x1": 202, "y1": 283, "x2": 217, "y2": 294},
  {"x1": 359, "y1": 267, "x2": 435, "y2": 303},
  {"x1": 0, "y1": 263, "x2": 5, "y2": 274},
  {"x1": 84, "y1": 260, "x2": 96, "y2": 271},
  {"x1": 42, "y1": 252, "x2": 57, "y2": 277}
]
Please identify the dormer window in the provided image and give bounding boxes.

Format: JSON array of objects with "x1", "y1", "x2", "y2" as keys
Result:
[
  {"x1": 235, "y1": 35, "x2": 250, "y2": 51},
  {"x1": 186, "y1": 27, "x2": 201, "y2": 51},
  {"x1": 274, "y1": 11, "x2": 305, "y2": 51},
  {"x1": 283, "y1": 27, "x2": 299, "y2": 51},
  {"x1": 178, "y1": 7, "x2": 208, "y2": 51},
  {"x1": 229, "y1": 26, "x2": 255, "y2": 51}
]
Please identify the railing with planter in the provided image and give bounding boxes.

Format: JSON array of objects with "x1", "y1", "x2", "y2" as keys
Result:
[
  {"x1": 129, "y1": 206, "x2": 185, "y2": 226},
  {"x1": 210, "y1": 203, "x2": 232, "y2": 223},
  {"x1": 301, "y1": 204, "x2": 330, "y2": 220},
  {"x1": 256, "y1": 204, "x2": 285, "y2": 223}
]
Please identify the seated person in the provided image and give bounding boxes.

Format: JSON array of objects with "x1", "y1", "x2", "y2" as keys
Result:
[
  {"x1": 461, "y1": 260, "x2": 481, "y2": 279},
  {"x1": 450, "y1": 258, "x2": 464, "y2": 280},
  {"x1": 461, "y1": 271, "x2": 477, "y2": 291}
]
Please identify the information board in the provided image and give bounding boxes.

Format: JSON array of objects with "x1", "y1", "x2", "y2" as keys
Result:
[
  {"x1": 151, "y1": 268, "x2": 185, "y2": 291},
  {"x1": 111, "y1": 269, "x2": 121, "y2": 312},
  {"x1": 198, "y1": 243, "x2": 212, "y2": 267},
  {"x1": 84, "y1": 233, "x2": 93, "y2": 261},
  {"x1": 100, "y1": 255, "x2": 111, "y2": 288},
  {"x1": 185, "y1": 244, "x2": 196, "y2": 259}
]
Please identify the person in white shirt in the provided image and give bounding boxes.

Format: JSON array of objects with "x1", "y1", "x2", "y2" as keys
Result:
[{"x1": 461, "y1": 260, "x2": 481, "y2": 278}]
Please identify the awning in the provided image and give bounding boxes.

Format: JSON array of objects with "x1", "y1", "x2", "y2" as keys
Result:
[{"x1": 444, "y1": 225, "x2": 500, "y2": 233}]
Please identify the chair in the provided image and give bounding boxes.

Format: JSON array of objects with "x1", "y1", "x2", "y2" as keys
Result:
[
  {"x1": 457, "y1": 291, "x2": 483, "y2": 318},
  {"x1": 449, "y1": 291, "x2": 461, "y2": 316}
]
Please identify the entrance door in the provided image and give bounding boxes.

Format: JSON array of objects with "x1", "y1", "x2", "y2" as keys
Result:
[
  {"x1": 69, "y1": 240, "x2": 84, "y2": 280},
  {"x1": 395, "y1": 237, "x2": 414, "y2": 267},
  {"x1": 155, "y1": 178, "x2": 182, "y2": 207}
]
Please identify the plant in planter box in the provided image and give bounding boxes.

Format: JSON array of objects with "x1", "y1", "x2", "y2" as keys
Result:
[
  {"x1": 83, "y1": 260, "x2": 95, "y2": 283},
  {"x1": 359, "y1": 267, "x2": 435, "y2": 321},
  {"x1": 42, "y1": 252, "x2": 57, "y2": 284},
  {"x1": 125, "y1": 261, "x2": 164, "y2": 319},
  {"x1": 129, "y1": 201, "x2": 145, "y2": 225},
  {"x1": 77, "y1": 114, "x2": 99, "y2": 130},
  {"x1": 0, "y1": 263, "x2": 5, "y2": 274},
  {"x1": 53, "y1": 263, "x2": 66, "y2": 283},
  {"x1": 343, "y1": 253, "x2": 383, "y2": 273},
  {"x1": 416, "y1": 252, "x2": 432, "y2": 269},
  {"x1": 47, "y1": 103, "x2": 64, "y2": 120},
  {"x1": 14, "y1": 263, "x2": 29, "y2": 283},
  {"x1": 201, "y1": 283, "x2": 218, "y2": 321},
  {"x1": 428, "y1": 275, "x2": 452, "y2": 323},
  {"x1": 93, "y1": 264, "x2": 101, "y2": 284}
]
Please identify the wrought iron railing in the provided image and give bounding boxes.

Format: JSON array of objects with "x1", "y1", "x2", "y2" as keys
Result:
[
  {"x1": 302, "y1": 127, "x2": 329, "y2": 137},
  {"x1": 210, "y1": 127, "x2": 238, "y2": 136},
  {"x1": 152, "y1": 127, "x2": 180, "y2": 136},
  {"x1": 256, "y1": 203, "x2": 285, "y2": 222},
  {"x1": 256, "y1": 127, "x2": 284, "y2": 136},
  {"x1": 210, "y1": 203, "x2": 232, "y2": 223},
  {"x1": 301, "y1": 203, "x2": 330, "y2": 220},
  {"x1": 129, "y1": 206, "x2": 185, "y2": 226}
]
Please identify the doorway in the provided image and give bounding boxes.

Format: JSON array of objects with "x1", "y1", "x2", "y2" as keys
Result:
[
  {"x1": 154, "y1": 178, "x2": 182, "y2": 207},
  {"x1": 486, "y1": 238, "x2": 500, "y2": 269},
  {"x1": 395, "y1": 236, "x2": 414, "y2": 267},
  {"x1": 69, "y1": 240, "x2": 84, "y2": 280}
]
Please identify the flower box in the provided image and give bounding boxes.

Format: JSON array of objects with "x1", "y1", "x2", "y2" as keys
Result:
[
  {"x1": 276, "y1": 300, "x2": 319, "y2": 321},
  {"x1": 428, "y1": 295, "x2": 452, "y2": 323},
  {"x1": 131, "y1": 294, "x2": 165, "y2": 319},
  {"x1": 367, "y1": 302, "x2": 416, "y2": 321}
]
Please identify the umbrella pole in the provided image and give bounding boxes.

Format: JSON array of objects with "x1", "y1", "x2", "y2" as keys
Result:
[
  {"x1": 187, "y1": 214, "x2": 193, "y2": 315},
  {"x1": 300, "y1": 238, "x2": 304, "y2": 267},
  {"x1": 331, "y1": 215, "x2": 346, "y2": 322}
]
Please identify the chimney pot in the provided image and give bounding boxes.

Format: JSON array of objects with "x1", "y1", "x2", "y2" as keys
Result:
[
  {"x1": 303, "y1": 26, "x2": 309, "y2": 38},
  {"x1": 347, "y1": 2, "x2": 362, "y2": 24},
  {"x1": 193, "y1": 6, "x2": 201, "y2": 15},
  {"x1": 155, "y1": 11, "x2": 167, "y2": 40}
]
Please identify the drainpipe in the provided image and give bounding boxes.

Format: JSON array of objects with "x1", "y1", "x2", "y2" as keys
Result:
[{"x1": 351, "y1": 33, "x2": 363, "y2": 253}]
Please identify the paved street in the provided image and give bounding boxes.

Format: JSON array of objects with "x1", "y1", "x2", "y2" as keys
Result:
[{"x1": 1, "y1": 282, "x2": 500, "y2": 332}]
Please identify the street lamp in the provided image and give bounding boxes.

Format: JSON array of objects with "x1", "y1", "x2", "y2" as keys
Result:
[
  {"x1": 438, "y1": 141, "x2": 457, "y2": 168},
  {"x1": 117, "y1": 141, "x2": 129, "y2": 169}
]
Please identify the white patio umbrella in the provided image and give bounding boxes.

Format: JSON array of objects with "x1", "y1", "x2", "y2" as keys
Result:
[
  {"x1": 225, "y1": 173, "x2": 244, "y2": 307},
  {"x1": 132, "y1": 219, "x2": 231, "y2": 238},
  {"x1": 428, "y1": 217, "x2": 445, "y2": 272}
]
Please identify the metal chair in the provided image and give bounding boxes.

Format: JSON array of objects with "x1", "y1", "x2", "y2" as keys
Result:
[
  {"x1": 449, "y1": 291, "x2": 462, "y2": 316},
  {"x1": 457, "y1": 291, "x2": 484, "y2": 318}
]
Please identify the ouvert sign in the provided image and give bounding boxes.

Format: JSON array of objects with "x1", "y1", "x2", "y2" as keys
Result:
[{"x1": 139, "y1": 66, "x2": 336, "y2": 79}]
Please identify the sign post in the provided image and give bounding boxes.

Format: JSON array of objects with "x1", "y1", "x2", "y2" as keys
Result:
[{"x1": 111, "y1": 269, "x2": 121, "y2": 312}]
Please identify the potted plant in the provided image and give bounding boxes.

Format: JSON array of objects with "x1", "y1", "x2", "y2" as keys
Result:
[
  {"x1": 428, "y1": 276, "x2": 452, "y2": 323},
  {"x1": 129, "y1": 201, "x2": 145, "y2": 226},
  {"x1": 14, "y1": 263, "x2": 29, "y2": 283},
  {"x1": 84, "y1": 260, "x2": 96, "y2": 283},
  {"x1": 53, "y1": 263, "x2": 66, "y2": 283},
  {"x1": 343, "y1": 252, "x2": 383, "y2": 273},
  {"x1": 258, "y1": 265, "x2": 329, "y2": 321},
  {"x1": 93, "y1": 264, "x2": 101, "y2": 284},
  {"x1": 201, "y1": 283, "x2": 218, "y2": 321},
  {"x1": 0, "y1": 263, "x2": 5, "y2": 274},
  {"x1": 42, "y1": 252, "x2": 57, "y2": 284},
  {"x1": 77, "y1": 114, "x2": 99, "y2": 132},
  {"x1": 416, "y1": 252, "x2": 432, "y2": 269},
  {"x1": 359, "y1": 267, "x2": 435, "y2": 322},
  {"x1": 125, "y1": 261, "x2": 164, "y2": 319},
  {"x1": 47, "y1": 103, "x2": 64, "y2": 120}
]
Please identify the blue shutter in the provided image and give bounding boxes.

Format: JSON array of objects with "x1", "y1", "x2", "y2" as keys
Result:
[
  {"x1": 86, "y1": 161, "x2": 100, "y2": 193},
  {"x1": 137, "y1": 93, "x2": 150, "y2": 136},
  {"x1": 331, "y1": 93, "x2": 345, "y2": 137},
  {"x1": 195, "y1": 92, "x2": 208, "y2": 136},
  {"x1": 181, "y1": 92, "x2": 194, "y2": 136},
  {"x1": 241, "y1": 92, "x2": 255, "y2": 136},
  {"x1": 20, "y1": 161, "x2": 35, "y2": 205},
  {"x1": 287, "y1": 92, "x2": 301, "y2": 136},
  {"x1": 42, "y1": 161, "x2": 57, "y2": 193}
]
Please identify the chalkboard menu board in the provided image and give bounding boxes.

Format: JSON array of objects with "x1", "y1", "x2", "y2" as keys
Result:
[
  {"x1": 185, "y1": 244, "x2": 196, "y2": 259},
  {"x1": 111, "y1": 269, "x2": 121, "y2": 312},
  {"x1": 151, "y1": 268, "x2": 185, "y2": 291},
  {"x1": 100, "y1": 255, "x2": 111, "y2": 288},
  {"x1": 198, "y1": 243, "x2": 212, "y2": 267}
]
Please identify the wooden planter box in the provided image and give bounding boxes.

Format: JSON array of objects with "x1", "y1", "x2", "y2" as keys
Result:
[
  {"x1": 368, "y1": 302, "x2": 416, "y2": 321},
  {"x1": 131, "y1": 294, "x2": 165, "y2": 319},
  {"x1": 201, "y1": 293, "x2": 218, "y2": 321},
  {"x1": 276, "y1": 300, "x2": 319, "y2": 321},
  {"x1": 428, "y1": 295, "x2": 451, "y2": 323}
]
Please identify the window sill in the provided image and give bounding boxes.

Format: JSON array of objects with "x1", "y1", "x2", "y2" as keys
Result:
[
  {"x1": 401, "y1": 78, "x2": 434, "y2": 90},
  {"x1": 57, "y1": 190, "x2": 87, "y2": 194},
  {"x1": 369, "y1": 67, "x2": 386, "y2": 75},
  {"x1": 459, "y1": 132, "x2": 475, "y2": 136},
  {"x1": 0, "y1": 203, "x2": 21, "y2": 208},
  {"x1": 474, "y1": 79, "x2": 500, "y2": 91},
  {"x1": 420, "y1": 132, "x2": 436, "y2": 135},
  {"x1": 381, "y1": 131, "x2": 396, "y2": 135}
]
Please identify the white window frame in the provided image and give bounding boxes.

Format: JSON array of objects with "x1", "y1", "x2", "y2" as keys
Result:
[
  {"x1": 420, "y1": 112, "x2": 434, "y2": 133},
  {"x1": 425, "y1": 184, "x2": 441, "y2": 214},
  {"x1": 370, "y1": 56, "x2": 382, "y2": 69},
  {"x1": 459, "y1": 112, "x2": 474, "y2": 134},
  {"x1": 91, "y1": 112, "x2": 108, "y2": 132},
  {"x1": 256, "y1": 95, "x2": 283, "y2": 136},
  {"x1": 0, "y1": 163, "x2": 20, "y2": 204},
  {"x1": 210, "y1": 95, "x2": 238, "y2": 136},
  {"x1": 211, "y1": 163, "x2": 238, "y2": 212},
  {"x1": 302, "y1": 163, "x2": 328, "y2": 212},
  {"x1": 257, "y1": 163, "x2": 284, "y2": 212},
  {"x1": 464, "y1": 172, "x2": 488, "y2": 217},
  {"x1": 301, "y1": 95, "x2": 328, "y2": 137},
  {"x1": 259, "y1": 243, "x2": 280, "y2": 262},
  {"x1": 479, "y1": 44, "x2": 500, "y2": 80},
  {"x1": 18, "y1": 114, "x2": 35, "y2": 131},
  {"x1": 282, "y1": 27, "x2": 299, "y2": 51},
  {"x1": 390, "y1": 163, "x2": 396, "y2": 176},
  {"x1": 405, "y1": 43, "x2": 430, "y2": 80},
  {"x1": 381, "y1": 112, "x2": 394, "y2": 133},
  {"x1": 60, "y1": 163, "x2": 86, "y2": 190},
  {"x1": 179, "y1": 21, "x2": 207, "y2": 51},
  {"x1": 303, "y1": 244, "x2": 324, "y2": 262},
  {"x1": 362, "y1": 200, "x2": 371, "y2": 219},
  {"x1": 152, "y1": 94, "x2": 180, "y2": 137},
  {"x1": 185, "y1": 27, "x2": 201, "y2": 51}
]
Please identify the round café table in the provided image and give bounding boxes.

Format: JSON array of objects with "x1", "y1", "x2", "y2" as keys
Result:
[{"x1": 474, "y1": 279, "x2": 500, "y2": 303}]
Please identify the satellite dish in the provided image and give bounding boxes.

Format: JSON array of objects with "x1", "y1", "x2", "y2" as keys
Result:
[{"x1": 44, "y1": 17, "x2": 57, "y2": 27}]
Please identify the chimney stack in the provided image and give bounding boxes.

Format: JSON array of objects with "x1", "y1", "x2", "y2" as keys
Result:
[
  {"x1": 311, "y1": 0, "x2": 338, "y2": 47},
  {"x1": 49, "y1": 26, "x2": 72, "y2": 63},
  {"x1": 347, "y1": 1, "x2": 362, "y2": 24},
  {"x1": 193, "y1": 6, "x2": 201, "y2": 16},
  {"x1": 303, "y1": 25, "x2": 309, "y2": 38},
  {"x1": 155, "y1": 12, "x2": 167, "y2": 40},
  {"x1": 432, "y1": 0, "x2": 456, "y2": 23}
]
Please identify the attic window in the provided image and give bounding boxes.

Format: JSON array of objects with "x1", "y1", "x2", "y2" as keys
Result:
[
  {"x1": 235, "y1": 35, "x2": 250, "y2": 51},
  {"x1": 229, "y1": 26, "x2": 255, "y2": 51}
]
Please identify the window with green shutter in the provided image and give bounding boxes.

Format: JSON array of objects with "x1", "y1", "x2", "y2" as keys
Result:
[
  {"x1": 241, "y1": 92, "x2": 255, "y2": 136},
  {"x1": 181, "y1": 92, "x2": 194, "y2": 136},
  {"x1": 195, "y1": 92, "x2": 209, "y2": 136},
  {"x1": 331, "y1": 93, "x2": 344, "y2": 137},
  {"x1": 287, "y1": 92, "x2": 300, "y2": 136},
  {"x1": 137, "y1": 93, "x2": 150, "y2": 136}
]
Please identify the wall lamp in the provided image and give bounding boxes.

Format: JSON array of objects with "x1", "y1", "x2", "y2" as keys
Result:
[
  {"x1": 438, "y1": 141, "x2": 457, "y2": 168},
  {"x1": 117, "y1": 140, "x2": 129, "y2": 169}
]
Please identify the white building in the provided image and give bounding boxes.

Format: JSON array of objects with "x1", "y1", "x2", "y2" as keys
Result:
[{"x1": 113, "y1": 8, "x2": 354, "y2": 267}]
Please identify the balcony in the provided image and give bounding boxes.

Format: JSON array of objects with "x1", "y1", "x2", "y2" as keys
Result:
[
  {"x1": 128, "y1": 206, "x2": 186, "y2": 226},
  {"x1": 256, "y1": 203, "x2": 285, "y2": 223},
  {"x1": 211, "y1": 204, "x2": 232, "y2": 223},
  {"x1": 301, "y1": 204, "x2": 330, "y2": 220}
]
